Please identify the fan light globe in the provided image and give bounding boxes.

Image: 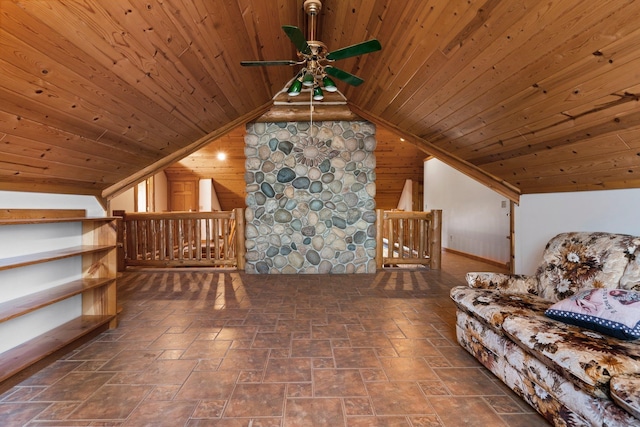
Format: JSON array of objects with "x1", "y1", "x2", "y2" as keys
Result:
[
  {"x1": 288, "y1": 79, "x2": 302, "y2": 96},
  {"x1": 313, "y1": 86, "x2": 324, "y2": 100},
  {"x1": 302, "y1": 73, "x2": 315, "y2": 87},
  {"x1": 323, "y1": 76, "x2": 337, "y2": 92}
]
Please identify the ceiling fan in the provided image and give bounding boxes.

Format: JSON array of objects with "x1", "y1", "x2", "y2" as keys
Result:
[{"x1": 240, "y1": 0, "x2": 381, "y2": 100}]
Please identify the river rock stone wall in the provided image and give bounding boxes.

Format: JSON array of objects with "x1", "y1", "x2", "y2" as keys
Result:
[{"x1": 244, "y1": 120, "x2": 377, "y2": 274}]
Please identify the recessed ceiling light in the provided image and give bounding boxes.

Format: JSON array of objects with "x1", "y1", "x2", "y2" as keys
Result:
[
  {"x1": 400, "y1": 138, "x2": 405, "y2": 142},
  {"x1": 217, "y1": 152, "x2": 227, "y2": 161}
]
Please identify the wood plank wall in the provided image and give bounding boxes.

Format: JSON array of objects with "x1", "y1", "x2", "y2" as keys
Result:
[{"x1": 163, "y1": 124, "x2": 426, "y2": 211}]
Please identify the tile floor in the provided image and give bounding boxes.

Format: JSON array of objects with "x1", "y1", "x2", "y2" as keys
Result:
[{"x1": 0, "y1": 253, "x2": 550, "y2": 426}]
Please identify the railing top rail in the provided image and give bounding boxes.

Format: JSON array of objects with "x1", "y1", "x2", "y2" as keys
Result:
[
  {"x1": 121, "y1": 211, "x2": 235, "y2": 221},
  {"x1": 382, "y1": 210, "x2": 437, "y2": 220}
]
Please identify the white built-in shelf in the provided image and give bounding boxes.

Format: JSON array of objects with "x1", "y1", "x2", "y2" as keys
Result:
[
  {"x1": 0, "y1": 245, "x2": 114, "y2": 271},
  {"x1": 0, "y1": 277, "x2": 116, "y2": 323},
  {"x1": 0, "y1": 213, "x2": 118, "y2": 384},
  {"x1": 0, "y1": 315, "x2": 115, "y2": 382}
]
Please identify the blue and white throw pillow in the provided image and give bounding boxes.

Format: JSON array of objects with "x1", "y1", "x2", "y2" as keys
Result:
[{"x1": 545, "y1": 288, "x2": 640, "y2": 340}]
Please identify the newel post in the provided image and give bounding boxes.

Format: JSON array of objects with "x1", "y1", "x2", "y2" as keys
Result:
[
  {"x1": 429, "y1": 209, "x2": 442, "y2": 269},
  {"x1": 113, "y1": 210, "x2": 126, "y2": 272},
  {"x1": 375, "y1": 209, "x2": 384, "y2": 269},
  {"x1": 234, "y1": 208, "x2": 246, "y2": 270}
]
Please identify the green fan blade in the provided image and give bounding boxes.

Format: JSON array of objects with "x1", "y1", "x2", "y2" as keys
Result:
[
  {"x1": 326, "y1": 39, "x2": 382, "y2": 61},
  {"x1": 325, "y1": 66, "x2": 364, "y2": 86},
  {"x1": 241, "y1": 60, "x2": 298, "y2": 66},
  {"x1": 282, "y1": 25, "x2": 311, "y2": 55}
]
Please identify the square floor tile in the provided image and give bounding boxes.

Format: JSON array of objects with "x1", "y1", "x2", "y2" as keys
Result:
[
  {"x1": 123, "y1": 400, "x2": 197, "y2": 426},
  {"x1": 264, "y1": 358, "x2": 312, "y2": 383},
  {"x1": 224, "y1": 383, "x2": 286, "y2": 417},
  {"x1": 284, "y1": 398, "x2": 344, "y2": 426},
  {"x1": 69, "y1": 384, "x2": 152, "y2": 420},
  {"x1": 379, "y1": 357, "x2": 439, "y2": 381},
  {"x1": 32, "y1": 372, "x2": 114, "y2": 401},
  {"x1": 428, "y1": 396, "x2": 507, "y2": 426},
  {"x1": 313, "y1": 369, "x2": 367, "y2": 397},
  {"x1": 434, "y1": 368, "x2": 506, "y2": 396},
  {"x1": 334, "y1": 348, "x2": 381, "y2": 369},
  {"x1": 175, "y1": 371, "x2": 238, "y2": 400},
  {"x1": 366, "y1": 382, "x2": 434, "y2": 415}
]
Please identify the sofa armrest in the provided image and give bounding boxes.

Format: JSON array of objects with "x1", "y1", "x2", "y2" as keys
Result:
[{"x1": 465, "y1": 272, "x2": 539, "y2": 295}]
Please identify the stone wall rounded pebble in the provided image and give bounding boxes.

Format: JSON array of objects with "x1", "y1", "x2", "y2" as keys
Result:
[{"x1": 245, "y1": 121, "x2": 377, "y2": 274}]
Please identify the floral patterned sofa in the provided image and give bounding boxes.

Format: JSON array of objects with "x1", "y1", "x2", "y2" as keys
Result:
[{"x1": 450, "y1": 232, "x2": 640, "y2": 426}]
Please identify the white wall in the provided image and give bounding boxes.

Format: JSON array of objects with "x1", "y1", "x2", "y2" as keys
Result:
[
  {"x1": 397, "y1": 179, "x2": 413, "y2": 211},
  {"x1": 514, "y1": 189, "x2": 640, "y2": 275},
  {"x1": 107, "y1": 171, "x2": 168, "y2": 214},
  {"x1": 199, "y1": 178, "x2": 213, "y2": 211},
  {"x1": 109, "y1": 187, "x2": 135, "y2": 214},
  {"x1": 155, "y1": 171, "x2": 168, "y2": 212},
  {"x1": 0, "y1": 190, "x2": 105, "y2": 217},
  {"x1": 424, "y1": 159, "x2": 511, "y2": 264}
]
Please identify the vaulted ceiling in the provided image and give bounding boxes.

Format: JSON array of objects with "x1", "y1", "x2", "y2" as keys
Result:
[{"x1": 2, "y1": 0, "x2": 640, "y2": 204}]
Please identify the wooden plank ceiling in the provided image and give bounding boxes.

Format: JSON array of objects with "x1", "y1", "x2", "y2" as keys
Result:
[{"x1": 2, "y1": 0, "x2": 640, "y2": 204}]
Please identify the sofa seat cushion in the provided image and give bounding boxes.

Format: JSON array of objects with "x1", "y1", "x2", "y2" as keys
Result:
[
  {"x1": 502, "y1": 316, "x2": 640, "y2": 397},
  {"x1": 610, "y1": 374, "x2": 640, "y2": 419},
  {"x1": 450, "y1": 286, "x2": 551, "y2": 330}
]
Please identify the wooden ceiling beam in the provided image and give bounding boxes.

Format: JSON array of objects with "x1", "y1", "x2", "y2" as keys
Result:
[
  {"x1": 102, "y1": 101, "x2": 273, "y2": 200},
  {"x1": 349, "y1": 103, "x2": 521, "y2": 204}
]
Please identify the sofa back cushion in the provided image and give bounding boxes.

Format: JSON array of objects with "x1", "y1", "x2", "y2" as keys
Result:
[{"x1": 535, "y1": 232, "x2": 639, "y2": 302}]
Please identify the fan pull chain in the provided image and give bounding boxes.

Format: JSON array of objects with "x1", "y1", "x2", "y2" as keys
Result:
[{"x1": 309, "y1": 84, "x2": 314, "y2": 136}]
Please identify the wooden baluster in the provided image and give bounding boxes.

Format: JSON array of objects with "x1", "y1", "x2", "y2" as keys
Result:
[
  {"x1": 135, "y1": 220, "x2": 143, "y2": 260},
  {"x1": 178, "y1": 219, "x2": 185, "y2": 261},
  {"x1": 195, "y1": 219, "x2": 201, "y2": 261},
  {"x1": 388, "y1": 217, "x2": 394, "y2": 262},
  {"x1": 419, "y1": 216, "x2": 424, "y2": 257},
  {"x1": 375, "y1": 210, "x2": 383, "y2": 269},
  {"x1": 408, "y1": 217, "x2": 415, "y2": 260},
  {"x1": 398, "y1": 218, "x2": 402, "y2": 258},
  {"x1": 159, "y1": 219, "x2": 165, "y2": 261},
  {"x1": 223, "y1": 218, "x2": 229, "y2": 261},
  {"x1": 205, "y1": 217, "x2": 211, "y2": 260}
]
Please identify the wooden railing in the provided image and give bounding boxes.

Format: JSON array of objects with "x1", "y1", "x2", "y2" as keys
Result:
[
  {"x1": 116, "y1": 208, "x2": 439, "y2": 271},
  {"x1": 376, "y1": 209, "x2": 442, "y2": 269},
  {"x1": 116, "y1": 209, "x2": 245, "y2": 268}
]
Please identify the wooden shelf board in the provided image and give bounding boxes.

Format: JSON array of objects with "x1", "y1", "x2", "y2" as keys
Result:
[
  {"x1": 0, "y1": 315, "x2": 115, "y2": 383},
  {"x1": 0, "y1": 217, "x2": 117, "y2": 226},
  {"x1": 0, "y1": 245, "x2": 115, "y2": 271},
  {"x1": 0, "y1": 278, "x2": 116, "y2": 323}
]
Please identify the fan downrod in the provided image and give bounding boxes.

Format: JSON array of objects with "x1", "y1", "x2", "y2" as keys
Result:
[{"x1": 304, "y1": 0, "x2": 322, "y2": 44}]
